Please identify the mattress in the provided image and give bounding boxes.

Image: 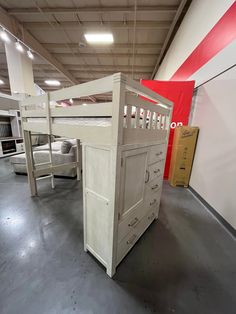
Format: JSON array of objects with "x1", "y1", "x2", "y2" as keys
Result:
[{"x1": 28, "y1": 117, "x2": 112, "y2": 127}]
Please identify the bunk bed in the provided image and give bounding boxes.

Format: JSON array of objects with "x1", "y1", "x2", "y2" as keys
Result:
[{"x1": 20, "y1": 73, "x2": 173, "y2": 277}]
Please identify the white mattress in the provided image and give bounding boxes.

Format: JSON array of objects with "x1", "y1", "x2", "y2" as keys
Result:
[{"x1": 28, "y1": 117, "x2": 112, "y2": 127}]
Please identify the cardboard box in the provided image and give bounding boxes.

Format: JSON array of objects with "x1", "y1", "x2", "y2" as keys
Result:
[{"x1": 169, "y1": 126, "x2": 199, "y2": 187}]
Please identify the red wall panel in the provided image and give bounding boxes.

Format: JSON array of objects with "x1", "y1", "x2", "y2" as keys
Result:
[{"x1": 141, "y1": 80, "x2": 195, "y2": 178}]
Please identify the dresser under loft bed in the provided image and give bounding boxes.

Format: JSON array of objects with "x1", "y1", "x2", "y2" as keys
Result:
[{"x1": 20, "y1": 73, "x2": 173, "y2": 277}]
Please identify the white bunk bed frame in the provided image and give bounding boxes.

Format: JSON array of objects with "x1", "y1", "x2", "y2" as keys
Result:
[{"x1": 21, "y1": 73, "x2": 173, "y2": 277}]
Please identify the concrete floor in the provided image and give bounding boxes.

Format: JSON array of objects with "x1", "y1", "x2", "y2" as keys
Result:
[{"x1": 0, "y1": 157, "x2": 235, "y2": 314}]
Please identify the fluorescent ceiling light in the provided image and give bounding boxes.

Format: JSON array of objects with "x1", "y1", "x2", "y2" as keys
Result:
[
  {"x1": 15, "y1": 41, "x2": 24, "y2": 52},
  {"x1": 0, "y1": 29, "x2": 10, "y2": 43},
  {"x1": 27, "y1": 50, "x2": 34, "y2": 59},
  {"x1": 84, "y1": 33, "x2": 114, "y2": 44},
  {"x1": 0, "y1": 79, "x2": 4, "y2": 85},
  {"x1": 44, "y1": 80, "x2": 61, "y2": 86}
]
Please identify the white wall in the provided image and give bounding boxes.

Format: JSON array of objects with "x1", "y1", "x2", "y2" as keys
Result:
[
  {"x1": 155, "y1": 0, "x2": 235, "y2": 80},
  {"x1": 153, "y1": 0, "x2": 236, "y2": 229},
  {"x1": 190, "y1": 66, "x2": 236, "y2": 229},
  {"x1": 189, "y1": 39, "x2": 236, "y2": 87}
]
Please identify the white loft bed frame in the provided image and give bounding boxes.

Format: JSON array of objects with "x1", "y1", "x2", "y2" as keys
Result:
[
  {"x1": 20, "y1": 73, "x2": 173, "y2": 276},
  {"x1": 21, "y1": 73, "x2": 173, "y2": 196}
]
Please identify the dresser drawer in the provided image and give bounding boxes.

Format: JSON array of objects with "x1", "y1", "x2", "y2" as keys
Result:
[
  {"x1": 149, "y1": 144, "x2": 166, "y2": 165},
  {"x1": 148, "y1": 159, "x2": 165, "y2": 182},
  {"x1": 117, "y1": 208, "x2": 156, "y2": 265},
  {"x1": 146, "y1": 175, "x2": 162, "y2": 195},
  {"x1": 147, "y1": 193, "x2": 161, "y2": 211},
  {"x1": 118, "y1": 201, "x2": 150, "y2": 243}
]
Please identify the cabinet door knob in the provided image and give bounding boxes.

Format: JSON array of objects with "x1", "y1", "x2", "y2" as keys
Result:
[
  {"x1": 156, "y1": 151, "x2": 163, "y2": 157},
  {"x1": 151, "y1": 184, "x2": 159, "y2": 190},
  {"x1": 127, "y1": 234, "x2": 137, "y2": 245},
  {"x1": 150, "y1": 199, "x2": 157, "y2": 206},
  {"x1": 128, "y1": 217, "x2": 139, "y2": 227},
  {"x1": 154, "y1": 169, "x2": 160, "y2": 174}
]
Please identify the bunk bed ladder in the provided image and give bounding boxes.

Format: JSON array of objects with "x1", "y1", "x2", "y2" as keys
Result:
[
  {"x1": 23, "y1": 130, "x2": 37, "y2": 196},
  {"x1": 23, "y1": 131, "x2": 55, "y2": 196},
  {"x1": 35, "y1": 134, "x2": 55, "y2": 189}
]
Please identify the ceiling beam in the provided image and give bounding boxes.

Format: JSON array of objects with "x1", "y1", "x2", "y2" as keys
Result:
[
  {"x1": 22, "y1": 21, "x2": 171, "y2": 30},
  {"x1": 0, "y1": 63, "x2": 154, "y2": 72},
  {"x1": 43, "y1": 43, "x2": 163, "y2": 49},
  {"x1": 52, "y1": 52, "x2": 158, "y2": 58},
  {"x1": 7, "y1": 6, "x2": 179, "y2": 15},
  {"x1": 0, "y1": 69, "x2": 150, "y2": 77},
  {"x1": 64, "y1": 65, "x2": 154, "y2": 71},
  {"x1": 35, "y1": 70, "x2": 150, "y2": 76},
  {"x1": 0, "y1": 6, "x2": 77, "y2": 84}
]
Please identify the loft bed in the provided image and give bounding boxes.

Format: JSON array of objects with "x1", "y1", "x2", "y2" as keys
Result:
[
  {"x1": 21, "y1": 74, "x2": 172, "y2": 144},
  {"x1": 20, "y1": 73, "x2": 173, "y2": 277}
]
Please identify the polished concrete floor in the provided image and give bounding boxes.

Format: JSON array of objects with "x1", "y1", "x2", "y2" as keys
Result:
[{"x1": 0, "y1": 157, "x2": 235, "y2": 314}]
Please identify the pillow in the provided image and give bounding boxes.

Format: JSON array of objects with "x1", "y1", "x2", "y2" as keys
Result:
[{"x1": 61, "y1": 140, "x2": 72, "y2": 154}]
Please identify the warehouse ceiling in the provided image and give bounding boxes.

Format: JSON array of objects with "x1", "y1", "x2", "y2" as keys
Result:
[{"x1": 0, "y1": 0, "x2": 191, "y2": 95}]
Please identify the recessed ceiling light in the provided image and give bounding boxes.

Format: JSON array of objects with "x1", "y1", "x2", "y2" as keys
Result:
[
  {"x1": 15, "y1": 41, "x2": 24, "y2": 52},
  {"x1": 69, "y1": 98, "x2": 73, "y2": 104},
  {"x1": 82, "y1": 103, "x2": 87, "y2": 106},
  {"x1": 44, "y1": 80, "x2": 61, "y2": 86},
  {"x1": 0, "y1": 79, "x2": 4, "y2": 85},
  {"x1": 84, "y1": 33, "x2": 114, "y2": 44},
  {"x1": 0, "y1": 29, "x2": 10, "y2": 43}
]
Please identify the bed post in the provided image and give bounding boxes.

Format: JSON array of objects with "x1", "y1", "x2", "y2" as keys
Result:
[
  {"x1": 23, "y1": 130, "x2": 37, "y2": 196},
  {"x1": 76, "y1": 139, "x2": 81, "y2": 181},
  {"x1": 47, "y1": 134, "x2": 55, "y2": 189},
  {"x1": 106, "y1": 73, "x2": 126, "y2": 277}
]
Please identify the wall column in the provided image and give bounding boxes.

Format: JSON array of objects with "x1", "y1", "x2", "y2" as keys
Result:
[{"x1": 5, "y1": 41, "x2": 35, "y2": 98}]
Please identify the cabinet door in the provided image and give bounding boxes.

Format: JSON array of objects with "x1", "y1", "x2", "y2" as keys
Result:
[{"x1": 119, "y1": 147, "x2": 148, "y2": 220}]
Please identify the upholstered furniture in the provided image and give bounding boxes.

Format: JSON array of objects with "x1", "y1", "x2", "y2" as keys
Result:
[{"x1": 10, "y1": 140, "x2": 78, "y2": 177}]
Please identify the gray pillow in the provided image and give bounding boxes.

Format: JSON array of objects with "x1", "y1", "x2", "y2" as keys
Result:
[{"x1": 61, "y1": 140, "x2": 72, "y2": 154}]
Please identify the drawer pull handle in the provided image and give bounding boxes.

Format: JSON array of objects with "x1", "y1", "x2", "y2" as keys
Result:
[
  {"x1": 150, "y1": 199, "x2": 157, "y2": 206},
  {"x1": 145, "y1": 170, "x2": 150, "y2": 183},
  {"x1": 154, "y1": 169, "x2": 160, "y2": 174},
  {"x1": 155, "y1": 152, "x2": 163, "y2": 157},
  {"x1": 148, "y1": 212, "x2": 155, "y2": 220},
  {"x1": 127, "y1": 234, "x2": 137, "y2": 245},
  {"x1": 128, "y1": 217, "x2": 139, "y2": 227},
  {"x1": 151, "y1": 184, "x2": 159, "y2": 190}
]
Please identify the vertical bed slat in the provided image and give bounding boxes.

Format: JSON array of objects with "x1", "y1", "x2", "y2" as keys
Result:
[
  {"x1": 149, "y1": 111, "x2": 153, "y2": 129},
  {"x1": 142, "y1": 109, "x2": 147, "y2": 129},
  {"x1": 126, "y1": 105, "x2": 132, "y2": 129},
  {"x1": 153, "y1": 112, "x2": 157, "y2": 130},
  {"x1": 163, "y1": 115, "x2": 167, "y2": 130},
  {"x1": 135, "y1": 107, "x2": 140, "y2": 128},
  {"x1": 158, "y1": 114, "x2": 162, "y2": 129}
]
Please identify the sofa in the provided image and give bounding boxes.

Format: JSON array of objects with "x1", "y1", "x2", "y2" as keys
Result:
[{"x1": 10, "y1": 139, "x2": 80, "y2": 178}]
